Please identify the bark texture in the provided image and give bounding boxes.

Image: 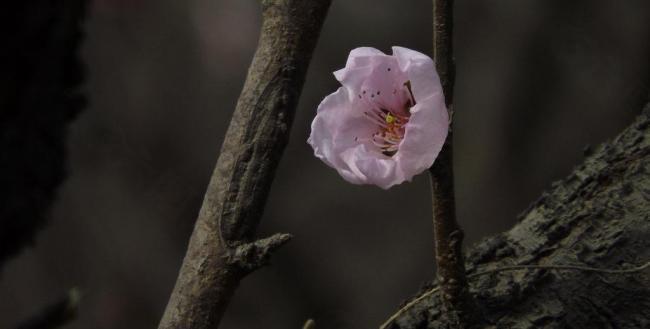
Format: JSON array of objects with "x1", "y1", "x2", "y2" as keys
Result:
[
  {"x1": 392, "y1": 102, "x2": 650, "y2": 328},
  {"x1": 158, "y1": 1, "x2": 331, "y2": 328},
  {"x1": 0, "y1": 0, "x2": 87, "y2": 269}
]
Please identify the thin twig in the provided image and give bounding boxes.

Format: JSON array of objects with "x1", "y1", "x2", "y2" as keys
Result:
[
  {"x1": 428, "y1": 0, "x2": 476, "y2": 326},
  {"x1": 157, "y1": 1, "x2": 331, "y2": 328},
  {"x1": 379, "y1": 261, "x2": 650, "y2": 329}
]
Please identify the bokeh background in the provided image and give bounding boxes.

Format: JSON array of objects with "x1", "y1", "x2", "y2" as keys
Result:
[{"x1": 1, "y1": 0, "x2": 649, "y2": 328}]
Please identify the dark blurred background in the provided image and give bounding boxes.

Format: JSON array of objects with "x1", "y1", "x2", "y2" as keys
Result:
[{"x1": 1, "y1": 0, "x2": 649, "y2": 328}]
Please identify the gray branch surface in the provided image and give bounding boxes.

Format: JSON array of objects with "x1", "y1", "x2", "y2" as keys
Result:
[
  {"x1": 392, "y1": 102, "x2": 650, "y2": 328},
  {"x1": 158, "y1": 1, "x2": 331, "y2": 328}
]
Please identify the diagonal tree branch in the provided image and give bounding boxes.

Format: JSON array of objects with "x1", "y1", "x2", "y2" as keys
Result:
[{"x1": 158, "y1": 1, "x2": 331, "y2": 328}]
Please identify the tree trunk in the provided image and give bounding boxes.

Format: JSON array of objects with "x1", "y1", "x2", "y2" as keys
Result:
[{"x1": 391, "y1": 101, "x2": 650, "y2": 328}]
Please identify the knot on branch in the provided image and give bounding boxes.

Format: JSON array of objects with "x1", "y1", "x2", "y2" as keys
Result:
[
  {"x1": 448, "y1": 229, "x2": 464, "y2": 249},
  {"x1": 229, "y1": 233, "x2": 293, "y2": 274}
]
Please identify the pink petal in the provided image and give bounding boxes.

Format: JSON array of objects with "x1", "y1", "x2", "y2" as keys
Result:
[
  {"x1": 345, "y1": 47, "x2": 386, "y2": 67},
  {"x1": 392, "y1": 46, "x2": 444, "y2": 104},
  {"x1": 356, "y1": 59, "x2": 411, "y2": 116},
  {"x1": 308, "y1": 87, "x2": 376, "y2": 183},
  {"x1": 395, "y1": 94, "x2": 448, "y2": 178},
  {"x1": 338, "y1": 144, "x2": 408, "y2": 189},
  {"x1": 333, "y1": 47, "x2": 391, "y2": 92}
]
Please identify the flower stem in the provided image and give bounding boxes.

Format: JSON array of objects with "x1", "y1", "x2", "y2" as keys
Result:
[{"x1": 429, "y1": 0, "x2": 480, "y2": 327}]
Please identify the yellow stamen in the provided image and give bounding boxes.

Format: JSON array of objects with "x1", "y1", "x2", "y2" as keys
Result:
[{"x1": 385, "y1": 113, "x2": 395, "y2": 124}]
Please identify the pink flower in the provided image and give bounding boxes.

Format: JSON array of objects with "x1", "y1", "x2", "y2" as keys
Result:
[{"x1": 308, "y1": 47, "x2": 449, "y2": 189}]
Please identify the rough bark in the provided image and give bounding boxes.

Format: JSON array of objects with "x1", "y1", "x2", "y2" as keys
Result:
[
  {"x1": 158, "y1": 1, "x2": 331, "y2": 328},
  {"x1": 0, "y1": 0, "x2": 87, "y2": 269},
  {"x1": 391, "y1": 101, "x2": 650, "y2": 328}
]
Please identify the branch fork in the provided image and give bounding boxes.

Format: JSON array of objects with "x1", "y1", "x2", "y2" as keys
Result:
[{"x1": 229, "y1": 233, "x2": 293, "y2": 274}]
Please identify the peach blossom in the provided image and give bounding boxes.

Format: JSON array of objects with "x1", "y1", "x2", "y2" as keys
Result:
[{"x1": 308, "y1": 47, "x2": 448, "y2": 189}]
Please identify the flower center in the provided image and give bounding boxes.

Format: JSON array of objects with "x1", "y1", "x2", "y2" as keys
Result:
[
  {"x1": 364, "y1": 108, "x2": 409, "y2": 156},
  {"x1": 355, "y1": 81, "x2": 415, "y2": 157}
]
